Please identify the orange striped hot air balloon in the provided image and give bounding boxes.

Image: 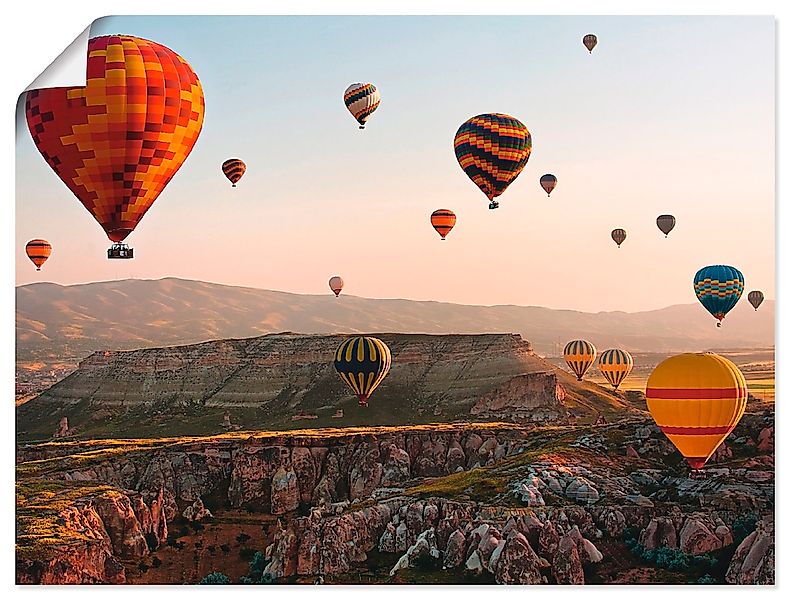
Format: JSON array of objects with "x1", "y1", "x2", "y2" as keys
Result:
[
  {"x1": 25, "y1": 239, "x2": 52, "y2": 271},
  {"x1": 222, "y1": 158, "x2": 246, "y2": 187},
  {"x1": 646, "y1": 353, "x2": 748, "y2": 470},
  {"x1": 25, "y1": 36, "x2": 205, "y2": 257},
  {"x1": 598, "y1": 348, "x2": 633, "y2": 390},
  {"x1": 430, "y1": 209, "x2": 456, "y2": 240}
]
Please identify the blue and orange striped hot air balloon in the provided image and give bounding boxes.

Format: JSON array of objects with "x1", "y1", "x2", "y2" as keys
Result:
[
  {"x1": 598, "y1": 349, "x2": 633, "y2": 390},
  {"x1": 693, "y1": 265, "x2": 744, "y2": 327},
  {"x1": 646, "y1": 353, "x2": 748, "y2": 470},
  {"x1": 334, "y1": 336, "x2": 391, "y2": 406},
  {"x1": 563, "y1": 339, "x2": 597, "y2": 381},
  {"x1": 453, "y1": 113, "x2": 532, "y2": 209}
]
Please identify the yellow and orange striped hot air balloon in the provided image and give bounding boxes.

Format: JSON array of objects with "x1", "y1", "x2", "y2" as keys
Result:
[
  {"x1": 646, "y1": 353, "x2": 748, "y2": 470},
  {"x1": 430, "y1": 209, "x2": 456, "y2": 240},
  {"x1": 598, "y1": 348, "x2": 633, "y2": 390},
  {"x1": 563, "y1": 339, "x2": 597, "y2": 381},
  {"x1": 25, "y1": 239, "x2": 52, "y2": 271}
]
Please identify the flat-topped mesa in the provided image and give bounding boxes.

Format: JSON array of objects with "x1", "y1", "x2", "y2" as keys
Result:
[{"x1": 18, "y1": 333, "x2": 572, "y2": 440}]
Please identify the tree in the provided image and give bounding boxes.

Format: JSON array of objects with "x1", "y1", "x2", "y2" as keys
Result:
[{"x1": 199, "y1": 572, "x2": 230, "y2": 585}]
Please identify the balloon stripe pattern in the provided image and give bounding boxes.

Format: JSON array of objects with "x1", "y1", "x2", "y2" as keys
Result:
[
  {"x1": 25, "y1": 36, "x2": 205, "y2": 243},
  {"x1": 431, "y1": 209, "x2": 457, "y2": 240},
  {"x1": 563, "y1": 339, "x2": 597, "y2": 381},
  {"x1": 344, "y1": 83, "x2": 380, "y2": 128},
  {"x1": 583, "y1": 34, "x2": 598, "y2": 53},
  {"x1": 611, "y1": 228, "x2": 626, "y2": 247},
  {"x1": 646, "y1": 353, "x2": 748, "y2": 469},
  {"x1": 222, "y1": 159, "x2": 246, "y2": 187},
  {"x1": 748, "y1": 290, "x2": 764, "y2": 311},
  {"x1": 25, "y1": 239, "x2": 52, "y2": 270},
  {"x1": 334, "y1": 336, "x2": 391, "y2": 406},
  {"x1": 454, "y1": 113, "x2": 532, "y2": 201},
  {"x1": 598, "y1": 348, "x2": 633, "y2": 390},
  {"x1": 693, "y1": 265, "x2": 744, "y2": 323}
]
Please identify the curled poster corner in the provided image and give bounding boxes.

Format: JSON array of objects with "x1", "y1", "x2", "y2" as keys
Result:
[{"x1": 23, "y1": 24, "x2": 92, "y2": 92}]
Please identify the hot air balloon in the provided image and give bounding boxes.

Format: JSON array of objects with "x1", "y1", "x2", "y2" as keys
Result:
[
  {"x1": 344, "y1": 83, "x2": 380, "y2": 129},
  {"x1": 540, "y1": 174, "x2": 557, "y2": 196},
  {"x1": 748, "y1": 290, "x2": 764, "y2": 311},
  {"x1": 563, "y1": 340, "x2": 597, "y2": 381},
  {"x1": 454, "y1": 113, "x2": 532, "y2": 210},
  {"x1": 583, "y1": 34, "x2": 598, "y2": 53},
  {"x1": 598, "y1": 349, "x2": 633, "y2": 390},
  {"x1": 25, "y1": 239, "x2": 51, "y2": 271},
  {"x1": 25, "y1": 36, "x2": 205, "y2": 259},
  {"x1": 646, "y1": 353, "x2": 748, "y2": 470},
  {"x1": 329, "y1": 276, "x2": 344, "y2": 297},
  {"x1": 431, "y1": 209, "x2": 456, "y2": 240},
  {"x1": 611, "y1": 228, "x2": 627, "y2": 248},
  {"x1": 334, "y1": 336, "x2": 392, "y2": 406},
  {"x1": 656, "y1": 214, "x2": 676, "y2": 237},
  {"x1": 222, "y1": 159, "x2": 246, "y2": 187},
  {"x1": 693, "y1": 265, "x2": 744, "y2": 327}
]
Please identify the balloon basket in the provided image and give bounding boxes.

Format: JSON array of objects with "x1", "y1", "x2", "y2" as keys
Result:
[{"x1": 107, "y1": 243, "x2": 134, "y2": 259}]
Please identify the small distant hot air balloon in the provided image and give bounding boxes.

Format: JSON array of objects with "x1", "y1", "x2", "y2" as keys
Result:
[
  {"x1": 693, "y1": 265, "x2": 744, "y2": 327},
  {"x1": 454, "y1": 113, "x2": 532, "y2": 210},
  {"x1": 329, "y1": 276, "x2": 344, "y2": 297},
  {"x1": 598, "y1": 349, "x2": 633, "y2": 390},
  {"x1": 611, "y1": 229, "x2": 627, "y2": 248},
  {"x1": 583, "y1": 34, "x2": 598, "y2": 53},
  {"x1": 540, "y1": 174, "x2": 557, "y2": 196},
  {"x1": 222, "y1": 159, "x2": 246, "y2": 187},
  {"x1": 334, "y1": 336, "x2": 392, "y2": 406},
  {"x1": 344, "y1": 83, "x2": 380, "y2": 129},
  {"x1": 25, "y1": 35, "x2": 205, "y2": 259},
  {"x1": 563, "y1": 340, "x2": 597, "y2": 381},
  {"x1": 430, "y1": 209, "x2": 456, "y2": 240},
  {"x1": 646, "y1": 352, "x2": 748, "y2": 470},
  {"x1": 25, "y1": 239, "x2": 51, "y2": 271},
  {"x1": 656, "y1": 214, "x2": 676, "y2": 237},
  {"x1": 748, "y1": 290, "x2": 764, "y2": 311}
]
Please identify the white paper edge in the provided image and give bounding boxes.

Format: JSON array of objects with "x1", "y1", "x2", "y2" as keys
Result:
[{"x1": 23, "y1": 24, "x2": 93, "y2": 92}]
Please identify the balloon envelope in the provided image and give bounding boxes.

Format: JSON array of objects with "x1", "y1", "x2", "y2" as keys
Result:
[
  {"x1": 334, "y1": 336, "x2": 392, "y2": 406},
  {"x1": 222, "y1": 159, "x2": 246, "y2": 187},
  {"x1": 344, "y1": 83, "x2": 380, "y2": 128},
  {"x1": 563, "y1": 339, "x2": 597, "y2": 381},
  {"x1": 748, "y1": 290, "x2": 764, "y2": 311},
  {"x1": 329, "y1": 276, "x2": 344, "y2": 297},
  {"x1": 656, "y1": 214, "x2": 676, "y2": 237},
  {"x1": 25, "y1": 239, "x2": 51, "y2": 271},
  {"x1": 693, "y1": 265, "x2": 744, "y2": 324},
  {"x1": 583, "y1": 34, "x2": 598, "y2": 53},
  {"x1": 598, "y1": 349, "x2": 633, "y2": 390},
  {"x1": 25, "y1": 35, "x2": 205, "y2": 243},
  {"x1": 646, "y1": 352, "x2": 748, "y2": 469},
  {"x1": 611, "y1": 228, "x2": 627, "y2": 247},
  {"x1": 540, "y1": 174, "x2": 557, "y2": 196},
  {"x1": 454, "y1": 113, "x2": 532, "y2": 204},
  {"x1": 431, "y1": 209, "x2": 456, "y2": 240}
]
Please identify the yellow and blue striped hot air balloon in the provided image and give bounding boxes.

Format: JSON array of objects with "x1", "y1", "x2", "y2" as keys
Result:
[
  {"x1": 563, "y1": 339, "x2": 597, "y2": 381},
  {"x1": 598, "y1": 348, "x2": 633, "y2": 390},
  {"x1": 646, "y1": 353, "x2": 748, "y2": 470},
  {"x1": 344, "y1": 83, "x2": 380, "y2": 129},
  {"x1": 453, "y1": 113, "x2": 532, "y2": 209},
  {"x1": 693, "y1": 265, "x2": 744, "y2": 327},
  {"x1": 334, "y1": 336, "x2": 391, "y2": 406}
]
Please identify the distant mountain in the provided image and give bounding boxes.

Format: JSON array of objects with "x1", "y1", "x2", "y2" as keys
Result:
[{"x1": 16, "y1": 277, "x2": 774, "y2": 363}]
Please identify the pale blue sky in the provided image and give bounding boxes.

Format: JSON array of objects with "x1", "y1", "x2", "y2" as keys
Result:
[{"x1": 15, "y1": 16, "x2": 774, "y2": 312}]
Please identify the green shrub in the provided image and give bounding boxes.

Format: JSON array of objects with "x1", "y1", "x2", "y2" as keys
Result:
[
  {"x1": 697, "y1": 574, "x2": 718, "y2": 584},
  {"x1": 732, "y1": 514, "x2": 758, "y2": 544},
  {"x1": 239, "y1": 547, "x2": 256, "y2": 561},
  {"x1": 199, "y1": 572, "x2": 230, "y2": 585}
]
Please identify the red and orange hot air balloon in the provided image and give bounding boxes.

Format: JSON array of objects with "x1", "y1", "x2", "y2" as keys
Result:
[
  {"x1": 430, "y1": 209, "x2": 456, "y2": 240},
  {"x1": 222, "y1": 158, "x2": 246, "y2": 187},
  {"x1": 646, "y1": 353, "x2": 748, "y2": 471},
  {"x1": 25, "y1": 35, "x2": 205, "y2": 259},
  {"x1": 25, "y1": 239, "x2": 52, "y2": 271}
]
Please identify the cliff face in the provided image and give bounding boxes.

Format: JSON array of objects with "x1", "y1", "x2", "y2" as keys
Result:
[{"x1": 17, "y1": 333, "x2": 590, "y2": 440}]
